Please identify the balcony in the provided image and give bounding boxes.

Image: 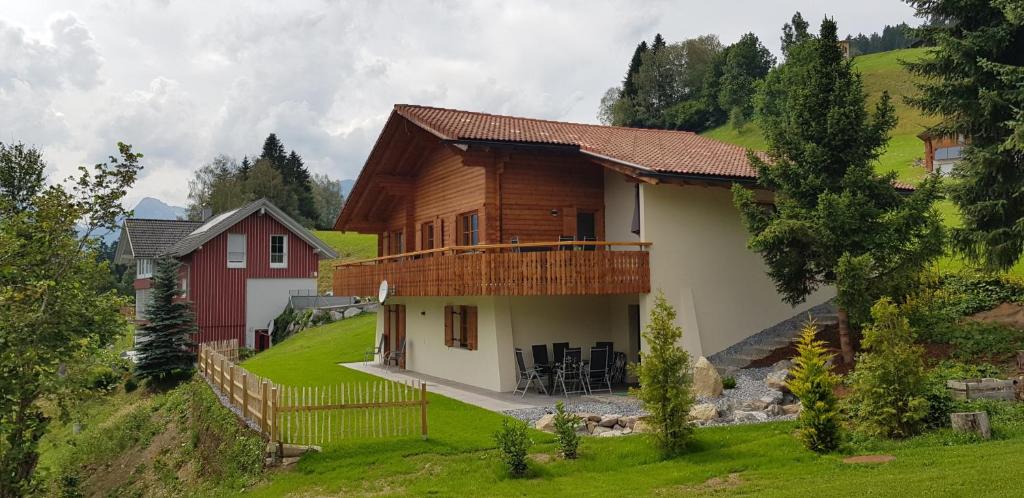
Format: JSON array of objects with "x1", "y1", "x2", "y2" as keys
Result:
[{"x1": 333, "y1": 241, "x2": 651, "y2": 297}]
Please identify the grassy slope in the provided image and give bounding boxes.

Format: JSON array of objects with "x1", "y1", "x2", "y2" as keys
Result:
[
  {"x1": 311, "y1": 230, "x2": 377, "y2": 292},
  {"x1": 240, "y1": 315, "x2": 1024, "y2": 497}
]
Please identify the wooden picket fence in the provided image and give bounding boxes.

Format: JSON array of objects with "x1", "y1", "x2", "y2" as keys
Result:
[{"x1": 197, "y1": 341, "x2": 428, "y2": 444}]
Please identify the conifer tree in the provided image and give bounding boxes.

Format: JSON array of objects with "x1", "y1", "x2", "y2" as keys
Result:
[
  {"x1": 135, "y1": 256, "x2": 196, "y2": 381},
  {"x1": 260, "y1": 133, "x2": 287, "y2": 169},
  {"x1": 787, "y1": 320, "x2": 841, "y2": 453},
  {"x1": 733, "y1": 17, "x2": 944, "y2": 365},
  {"x1": 905, "y1": 0, "x2": 1024, "y2": 269}
]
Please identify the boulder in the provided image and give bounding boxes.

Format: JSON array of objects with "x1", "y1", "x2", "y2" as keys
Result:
[
  {"x1": 760, "y1": 390, "x2": 784, "y2": 406},
  {"x1": 771, "y1": 359, "x2": 793, "y2": 372},
  {"x1": 586, "y1": 414, "x2": 602, "y2": 422},
  {"x1": 765, "y1": 369, "x2": 790, "y2": 392},
  {"x1": 535, "y1": 414, "x2": 556, "y2": 432},
  {"x1": 632, "y1": 419, "x2": 651, "y2": 433},
  {"x1": 599, "y1": 414, "x2": 621, "y2": 428},
  {"x1": 741, "y1": 400, "x2": 768, "y2": 411},
  {"x1": 599, "y1": 429, "x2": 623, "y2": 437},
  {"x1": 688, "y1": 403, "x2": 719, "y2": 422},
  {"x1": 622, "y1": 427, "x2": 633, "y2": 434},
  {"x1": 782, "y1": 403, "x2": 801, "y2": 415},
  {"x1": 586, "y1": 420, "x2": 598, "y2": 433},
  {"x1": 576, "y1": 412, "x2": 596, "y2": 423},
  {"x1": 281, "y1": 444, "x2": 320, "y2": 458},
  {"x1": 343, "y1": 307, "x2": 363, "y2": 318},
  {"x1": 612, "y1": 424, "x2": 624, "y2": 430},
  {"x1": 692, "y1": 357, "x2": 724, "y2": 398},
  {"x1": 763, "y1": 404, "x2": 784, "y2": 417},
  {"x1": 329, "y1": 311, "x2": 345, "y2": 321},
  {"x1": 618, "y1": 415, "x2": 637, "y2": 428},
  {"x1": 733, "y1": 410, "x2": 769, "y2": 423},
  {"x1": 592, "y1": 426, "x2": 613, "y2": 436}
]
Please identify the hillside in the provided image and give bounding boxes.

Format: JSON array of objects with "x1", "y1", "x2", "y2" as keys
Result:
[
  {"x1": 312, "y1": 230, "x2": 378, "y2": 293},
  {"x1": 703, "y1": 48, "x2": 937, "y2": 184}
]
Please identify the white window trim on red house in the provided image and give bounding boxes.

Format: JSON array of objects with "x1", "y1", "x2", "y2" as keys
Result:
[
  {"x1": 270, "y1": 234, "x2": 288, "y2": 269},
  {"x1": 227, "y1": 233, "x2": 246, "y2": 268}
]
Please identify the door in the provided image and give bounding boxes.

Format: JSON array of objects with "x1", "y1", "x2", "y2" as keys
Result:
[
  {"x1": 577, "y1": 211, "x2": 596, "y2": 250},
  {"x1": 384, "y1": 304, "x2": 407, "y2": 369}
]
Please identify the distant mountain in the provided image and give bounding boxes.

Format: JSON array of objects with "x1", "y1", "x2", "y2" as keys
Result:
[
  {"x1": 340, "y1": 179, "x2": 355, "y2": 198},
  {"x1": 131, "y1": 197, "x2": 186, "y2": 220},
  {"x1": 88, "y1": 197, "x2": 187, "y2": 244}
]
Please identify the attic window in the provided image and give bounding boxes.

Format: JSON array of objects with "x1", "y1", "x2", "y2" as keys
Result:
[
  {"x1": 270, "y1": 234, "x2": 288, "y2": 269},
  {"x1": 227, "y1": 233, "x2": 246, "y2": 268}
]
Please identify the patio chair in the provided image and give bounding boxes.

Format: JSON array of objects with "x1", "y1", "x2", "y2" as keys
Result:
[
  {"x1": 363, "y1": 334, "x2": 385, "y2": 365},
  {"x1": 510, "y1": 235, "x2": 522, "y2": 253},
  {"x1": 558, "y1": 235, "x2": 575, "y2": 251},
  {"x1": 383, "y1": 338, "x2": 406, "y2": 370},
  {"x1": 552, "y1": 342, "x2": 569, "y2": 368},
  {"x1": 581, "y1": 235, "x2": 597, "y2": 251},
  {"x1": 531, "y1": 344, "x2": 553, "y2": 377},
  {"x1": 586, "y1": 347, "x2": 612, "y2": 394},
  {"x1": 513, "y1": 348, "x2": 548, "y2": 397},
  {"x1": 595, "y1": 341, "x2": 614, "y2": 371},
  {"x1": 554, "y1": 347, "x2": 587, "y2": 397}
]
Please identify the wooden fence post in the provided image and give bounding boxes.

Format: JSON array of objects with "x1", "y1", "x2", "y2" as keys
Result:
[
  {"x1": 270, "y1": 386, "x2": 280, "y2": 442},
  {"x1": 229, "y1": 365, "x2": 236, "y2": 407},
  {"x1": 241, "y1": 372, "x2": 249, "y2": 420},
  {"x1": 260, "y1": 381, "x2": 269, "y2": 436},
  {"x1": 420, "y1": 382, "x2": 428, "y2": 440}
]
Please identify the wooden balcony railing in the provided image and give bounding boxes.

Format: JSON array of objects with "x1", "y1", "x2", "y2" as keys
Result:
[{"x1": 333, "y1": 241, "x2": 651, "y2": 297}]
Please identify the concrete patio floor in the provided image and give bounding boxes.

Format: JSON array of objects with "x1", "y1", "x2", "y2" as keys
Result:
[{"x1": 341, "y1": 362, "x2": 627, "y2": 413}]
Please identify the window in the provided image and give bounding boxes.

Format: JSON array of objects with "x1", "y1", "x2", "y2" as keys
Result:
[
  {"x1": 180, "y1": 276, "x2": 188, "y2": 298},
  {"x1": 936, "y1": 146, "x2": 963, "y2": 161},
  {"x1": 135, "y1": 288, "x2": 152, "y2": 320},
  {"x1": 444, "y1": 305, "x2": 478, "y2": 350},
  {"x1": 421, "y1": 222, "x2": 435, "y2": 250},
  {"x1": 393, "y1": 231, "x2": 404, "y2": 254},
  {"x1": 459, "y1": 212, "x2": 479, "y2": 246},
  {"x1": 136, "y1": 258, "x2": 153, "y2": 278},
  {"x1": 270, "y1": 234, "x2": 288, "y2": 268},
  {"x1": 227, "y1": 233, "x2": 246, "y2": 268}
]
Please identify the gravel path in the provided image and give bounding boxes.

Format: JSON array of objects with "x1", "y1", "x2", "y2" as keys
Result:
[{"x1": 503, "y1": 365, "x2": 796, "y2": 427}]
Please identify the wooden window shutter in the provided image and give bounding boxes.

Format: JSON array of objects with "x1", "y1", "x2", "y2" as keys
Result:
[
  {"x1": 444, "y1": 305, "x2": 454, "y2": 347},
  {"x1": 382, "y1": 305, "x2": 392, "y2": 353},
  {"x1": 466, "y1": 306, "x2": 478, "y2": 350}
]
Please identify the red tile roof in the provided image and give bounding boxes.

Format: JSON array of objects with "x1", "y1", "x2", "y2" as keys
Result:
[{"x1": 394, "y1": 104, "x2": 762, "y2": 180}]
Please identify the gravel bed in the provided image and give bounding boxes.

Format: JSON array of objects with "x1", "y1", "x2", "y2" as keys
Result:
[
  {"x1": 504, "y1": 366, "x2": 797, "y2": 428},
  {"x1": 202, "y1": 374, "x2": 263, "y2": 433},
  {"x1": 708, "y1": 301, "x2": 836, "y2": 365}
]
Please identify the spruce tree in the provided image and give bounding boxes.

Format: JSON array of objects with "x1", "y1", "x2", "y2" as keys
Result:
[
  {"x1": 260, "y1": 133, "x2": 287, "y2": 169},
  {"x1": 285, "y1": 150, "x2": 318, "y2": 224},
  {"x1": 135, "y1": 256, "x2": 196, "y2": 381},
  {"x1": 905, "y1": 0, "x2": 1024, "y2": 269},
  {"x1": 733, "y1": 17, "x2": 944, "y2": 365},
  {"x1": 622, "y1": 40, "x2": 648, "y2": 100}
]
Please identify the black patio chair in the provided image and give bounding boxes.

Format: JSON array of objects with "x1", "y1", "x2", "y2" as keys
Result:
[
  {"x1": 558, "y1": 235, "x2": 575, "y2": 251},
  {"x1": 383, "y1": 338, "x2": 405, "y2": 370},
  {"x1": 582, "y1": 235, "x2": 597, "y2": 251},
  {"x1": 513, "y1": 348, "x2": 548, "y2": 397},
  {"x1": 531, "y1": 344, "x2": 552, "y2": 376},
  {"x1": 510, "y1": 235, "x2": 521, "y2": 253},
  {"x1": 552, "y1": 342, "x2": 569, "y2": 367},
  {"x1": 554, "y1": 347, "x2": 587, "y2": 397},
  {"x1": 595, "y1": 341, "x2": 614, "y2": 371},
  {"x1": 586, "y1": 347, "x2": 612, "y2": 394},
  {"x1": 363, "y1": 334, "x2": 385, "y2": 365}
]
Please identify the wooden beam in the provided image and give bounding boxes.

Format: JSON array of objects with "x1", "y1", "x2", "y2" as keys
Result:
[
  {"x1": 586, "y1": 156, "x2": 658, "y2": 184},
  {"x1": 370, "y1": 174, "x2": 415, "y2": 194},
  {"x1": 462, "y1": 147, "x2": 496, "y2": 168}
]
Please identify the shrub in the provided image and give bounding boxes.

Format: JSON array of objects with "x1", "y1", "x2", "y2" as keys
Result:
[
  {"x1": 847, "y1": 298, "x2": 930, "y2": 439},
  {"x1": 922, "y1": 361, "x2": 1005, "y2": 429},
  {"x1": 124, "y1": 376, "x2": 140, "y2": 393},
  {"x1": 629, "y1": 291, "x2": 694, "y2": 455},
  {"x1": 787, "y1": 320, "x2": 841, "y2": 453},
  {"x1": 948, "y1": 322, "x2": 1023, "y2": 361},
  {"x1": 493, "y1": 418, "x2": 532, "y2": 477},
  {"x1": 552, "y1": 401, "x2": 582, "y2": 459},
  {"x1": 722, "y1": 376, "x2": 737, "y2": 390},
  {"x1": 86, "y1": 365, "x2": 122, "y2": 392}
]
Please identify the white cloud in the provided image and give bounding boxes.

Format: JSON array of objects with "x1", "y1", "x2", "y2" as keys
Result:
[{"x1": 0, "y1": 0, "x2": 919, "y2": 208}]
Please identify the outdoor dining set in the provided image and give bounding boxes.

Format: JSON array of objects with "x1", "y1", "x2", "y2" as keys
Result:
[{"x1": 513, "y1": 342, "x2": 627, "y2": 398}]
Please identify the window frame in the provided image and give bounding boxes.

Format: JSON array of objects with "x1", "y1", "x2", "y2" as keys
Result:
[
  {"x1": 459, "y1": 211, "x2": 479, "y2": 246},
  {"x1": 421, "y1": 222, "x2": 435, "y2": 251},
  {"x1": 136, "y1": 258, "x2": 153, "y2": 278},
  {"x1": 269, "y1": 234, "x2": 288, "y2": 269},
  {"x1": 444, "y1": 305, "x2": 478, "y2": 350},
  {"x1": 227, "y1": 233, "x2": 247, "y2": 269}
]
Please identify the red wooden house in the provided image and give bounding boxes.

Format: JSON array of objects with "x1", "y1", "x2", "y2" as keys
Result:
[{"x1": 115, "y1": 198, "x2": 338, "y2": 348}]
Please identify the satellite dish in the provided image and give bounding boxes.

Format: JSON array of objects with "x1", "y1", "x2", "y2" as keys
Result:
[{"x1": 378, "y1": 280, "x2": 389, "y2": 304}]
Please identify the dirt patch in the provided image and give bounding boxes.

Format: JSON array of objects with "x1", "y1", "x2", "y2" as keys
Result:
[
  {"x1": 82, "y1": 419, "x2": 186, "y2": 497},
  {"x1": 843, "y1": 454, "x2": 896, "y2": 464},
  {"x1": 529, "y1": 453, "x2": 553, "y2": 464},
  {"x1": 655, "y1": 473, "x2": 743, "y2": 495},
  {"x1": 969, "y1": 302, "x2": 1024, "y2": 329},
  {"x1": 746, "y1": 322, "x2": 860, "y2": 375}
]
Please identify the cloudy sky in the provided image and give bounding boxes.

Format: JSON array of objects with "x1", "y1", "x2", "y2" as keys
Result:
[{"x1": 1, "y1": 0, "x2": 919, "y2": 208}]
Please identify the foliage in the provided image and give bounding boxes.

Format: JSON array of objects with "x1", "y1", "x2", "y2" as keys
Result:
[
  {"x1": 786, "y1": 321, "x2": 841, "y2": 453},
  {"x1": 552, "y1": 402, "x2": 581, "y2": 459},
  {"x1": 780, "y1": 11, "x2": 811, "y2": 58},
  {"x1": 493, "y1": 418, "x2": 532, "y2": 478},
  {"x1": 134, "y1": 257, "x2": 196, "y2": 383},
  {"x1": 185, "y1": 155, "x2": 248, "y2": 220},
  {"x1": 722, "y1": 376, "x2": 737, "y2": 390},
  {"x1": 847, "y1": 298, "x2": 930, "y2": 439},
  {"x1": 0, "y1": 142, "x2": 138, "y2": 496},
  {"x1": 733, "y1": 18, "x2": 944, "y2": 363},
  {"x1": 629, "y1": 291, "x2": 694, "y2": 455},
  {"x1": 922, "y1": 360, "x2": 1004, "y2": 429},
  {"x1": 905, "y1": 0, "x2": 1024, "y2": 269},
  {"x1": 717, "y1": 32, "x2": 775, "y2": 128},
  {"x1": 845, "y1": 23, "x2": 914, "y2": 56},
  {"x1": 311, "y1": 173, "x2": 345, "y2": 229}
]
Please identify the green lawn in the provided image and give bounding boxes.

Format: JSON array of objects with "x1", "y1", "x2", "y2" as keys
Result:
[
  {"x1": 238, "y1": 314, "x2": 1024, "y2": 497},
  {"x1": 311, "y1": 230, "x2": 377, "y2": 292}
]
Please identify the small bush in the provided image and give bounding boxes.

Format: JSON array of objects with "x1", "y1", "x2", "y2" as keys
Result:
[
  {"x1": 847, "y1": 298, "x2": 930, "y2": 439},
  {"x1": 787, "y1": 320, "x2": 841, "y2": 453},
  {"x1": 237, "y1": 347, "x2": 256, "y2": 362},
  {"x1": 493, "y1": 418, "x2": 532, "y2": 477},
  {"x1": 948, "y1": 322, "x2": 1023, "y2": 361},
  {"x1": 552, "y1": 402, "x2": 582, "y2": 459},
  {"x1": 87, "y1": 365, "x2": 122, "y2": 392},
  {"x1": 629, "y1": 291, "x2": 694, "y2": 455},
  {"x1": 722, "y1": 376, "x2": 737, "y2": 390},
  {"x1": 124, "y1": 376, "x2": 140, "y2": 393}
]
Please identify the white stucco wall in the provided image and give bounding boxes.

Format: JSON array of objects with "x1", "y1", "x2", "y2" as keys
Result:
[
  {"x1": 603, "y1": 169, "x2": 641, "y2": 246},
  {"x1": 638, "y1": 183, "x2": 834, "y2": 358},
  {"x1": 245, "y1": 278, "x2": 316, "y2": 348}
]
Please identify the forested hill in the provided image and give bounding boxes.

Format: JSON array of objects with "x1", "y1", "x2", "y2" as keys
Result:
[{"x1": 702, "y1": 48, "x2": 937, "y2": 185}]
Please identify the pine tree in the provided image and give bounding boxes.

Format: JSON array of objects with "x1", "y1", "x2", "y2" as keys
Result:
[
  {"x1": 239, "y1": 155, "x2": 252, "y2": 178},
  {"x1": 135, "y1": 256, "x2": 196, "y2": 381},
  {"x1": 622, "y1": 40, "x2": 648, "y2": 99},
  {"x1": 651, "y1": 33, "x2": 666, "y2": 53},
  {"x1": 733, "y1": 17, "x2": 944, "y2": 365},
  {"x1": 905, "y1": 0, "x2": 1024, "y2": 269},
  {"x1": 787, "y1": 320, "x2": 841, "y2": 453},
  {"x1": 284, "y1": 150, "x2": 318, "y2": 224},
  {"x1": 629, "y1": 291, "x2": 694, "y2": 455},
  {"x1": 260, "y1": 133, "x2": 287, "y2": 170}
]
